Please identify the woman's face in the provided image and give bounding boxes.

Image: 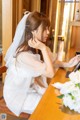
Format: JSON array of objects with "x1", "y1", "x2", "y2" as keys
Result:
[{"x1": 32, "y1": 24, "x2": 50, "y2": 43}]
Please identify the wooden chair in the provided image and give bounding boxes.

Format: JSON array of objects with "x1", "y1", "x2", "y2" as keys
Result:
[{"x1": 0, "y1": 66, "x2": 30, "y2": 119}]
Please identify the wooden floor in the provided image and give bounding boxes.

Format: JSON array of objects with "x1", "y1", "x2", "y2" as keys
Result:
[
  {"x1": 0, "y1": 81, "x2": 27, "y2": 120},
  {"x1": 0, "y1": 113, "x2": 27, "y2": 120}
]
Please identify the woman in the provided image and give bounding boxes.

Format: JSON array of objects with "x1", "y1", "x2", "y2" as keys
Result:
[
  {"x1": 3, "y1": 11, "x2": 55, "y2": 116},
  {"x1": 3, "y1": 11, "x2": 80, "y2": 116}
]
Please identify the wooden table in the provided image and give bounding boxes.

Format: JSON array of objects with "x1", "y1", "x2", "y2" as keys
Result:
[{"x1": 29, "y1": 69, "x2": 80, "y2": 120}]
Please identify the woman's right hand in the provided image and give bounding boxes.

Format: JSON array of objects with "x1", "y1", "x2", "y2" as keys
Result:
[
  {"x1": 61, "y1": 55, "x2": 80, "y2": 68},
  {"x1": 67, "y1": 55, "x2": 80, "y2": 67},
  {"x1": 28, "y1": 39, "x2": 46, "y2": 51},
  {"x1": 28, "y1": 38, "x2": 54, "y2": 78}
]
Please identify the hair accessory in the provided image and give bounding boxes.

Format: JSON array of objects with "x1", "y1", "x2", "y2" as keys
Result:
[{"x1": 24, "y1": 11, "x2": 30, "y2": 15}]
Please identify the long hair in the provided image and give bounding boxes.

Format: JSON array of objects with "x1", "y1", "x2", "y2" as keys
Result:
[{"x1": 16, "y1": 11, "x2": 50, "y2": 55}]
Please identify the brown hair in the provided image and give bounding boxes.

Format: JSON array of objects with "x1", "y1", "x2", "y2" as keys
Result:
[{"x1": 17, "y1": 11, "x2": 50, "y2": 54}]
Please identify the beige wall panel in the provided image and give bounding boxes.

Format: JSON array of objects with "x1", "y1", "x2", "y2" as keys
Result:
[
  {"x1": 2, "y1": 0, "x2": 13, "y2": 59},
  {"x1": 2, "y1": 0, "x2": 13, "y2": 81},
  {"x1": 53, "y1": 0, "x2": 61, "y2": 53}
]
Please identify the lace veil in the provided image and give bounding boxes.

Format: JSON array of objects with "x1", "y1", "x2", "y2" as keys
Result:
[{"x1": 4, "y1": 11, "x2": 31, "y2": 67}]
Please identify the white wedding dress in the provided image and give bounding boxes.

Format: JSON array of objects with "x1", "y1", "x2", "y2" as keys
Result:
[
  {"x1": 3, "y1": 48, "x2": 57, "y2": 116},
  {"x1": 3, "y1": 50, "x2": 54, "y2": 116}
]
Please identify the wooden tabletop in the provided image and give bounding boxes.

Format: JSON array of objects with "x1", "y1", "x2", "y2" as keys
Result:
[{"x1": 29, "y1": 69, "x2": 80, "y2": 120}]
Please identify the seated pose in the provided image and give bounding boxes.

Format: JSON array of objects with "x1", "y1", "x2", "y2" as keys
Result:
[{"x1": 3, "y1": 11, "x2": 80, "y2": 116}]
